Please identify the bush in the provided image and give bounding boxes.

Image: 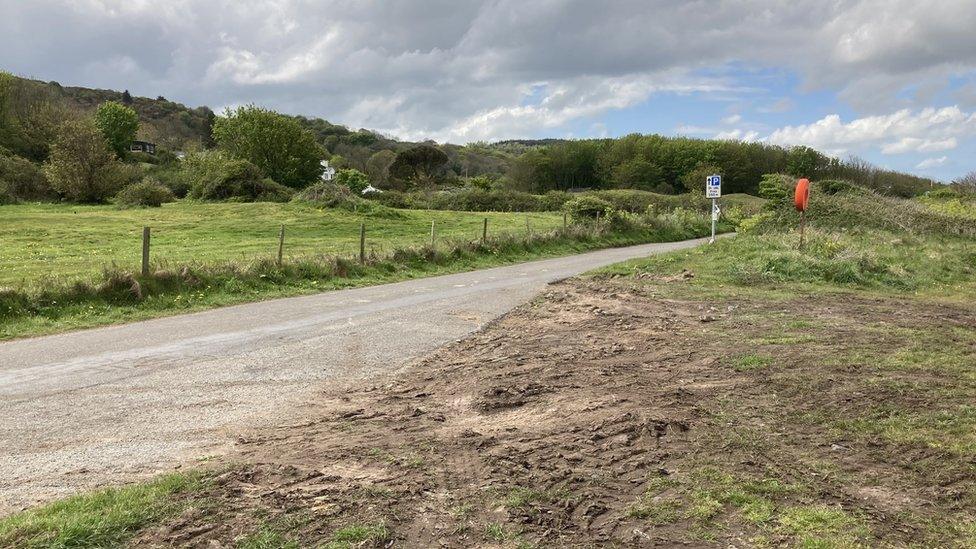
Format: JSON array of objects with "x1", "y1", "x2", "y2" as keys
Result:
[
  {"x1": 294, "y1": 182, "x2": 357, "y2": 207},
  {"x1": 43, "y1": 118, "x2": 133, "y2": 203},
  {"x1": 564, "y1": 195, "x2": 613, "y2": 222},
  {"x1": 926, "y1": 186, "x2": 959, "y2": 200},
  {"x1": 818, "y1": 179, "x2": 853, "y2": 195},
  {"x1": 0, "y1": 149, "x2": 55, "y2": 203},
  {"x1": 334, "y1": 168, "x2": 369, "y2": 194},
  {"x1": 183, "y1": 151, "x2": 294, "y2": 202},
  {"x1": 115, "y1": 178, "x2": 175, "y2": 208},
  {"x1": 147, "y1": 165, "x2": 191, "y2": 198},
  {"x1": 758, "y1": 174, "x2": 790, "y2": 202},
  {"x1": 126, "y1": 151, "x2": 159, "y2": 165}
]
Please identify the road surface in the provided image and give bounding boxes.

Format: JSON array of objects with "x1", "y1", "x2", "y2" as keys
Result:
[{"x1": 0, "y1": 237, "x2": 711, "y2": 514}]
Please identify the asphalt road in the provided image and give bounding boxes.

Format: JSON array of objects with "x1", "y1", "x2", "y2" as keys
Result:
[{"x1": 0, "y1": 237, "x2": 710, "y2": 514}]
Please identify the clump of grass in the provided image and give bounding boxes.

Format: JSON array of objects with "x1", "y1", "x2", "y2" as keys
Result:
[
  {"x1": 777, "y1": 504, "x2": 870, "y2": 547},
  {"x1": 731, "y1": 354, "x2": 773, "y2": 371},
  {"x1": 325, "y1": 522, "x2": 390, "y2": 549},
  {"x1": 0, "y1": 472, "x2": 202, "y2": 549},
  {"x1": 626, "y1": 498, "x2": 682, "y2": 524}
]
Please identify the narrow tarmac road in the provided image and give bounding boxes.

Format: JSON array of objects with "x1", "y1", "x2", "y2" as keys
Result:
[{"x1": 0, "y1": 237, "x2": 710, "y2": 514}]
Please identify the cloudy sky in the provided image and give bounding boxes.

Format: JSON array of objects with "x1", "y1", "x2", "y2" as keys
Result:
[{"x1": 2, "y1": 0, "x2": 975, "y2": 180}]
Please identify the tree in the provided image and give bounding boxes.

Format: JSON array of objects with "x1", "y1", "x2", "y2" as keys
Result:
[
  {"x1": 679, "y1": 163, "x2": 721, "y2": 195},
  {"x1": 94, "y1": 101, "x2": 139, "y2": 158},
  {"x1": 611, "y1": 157, "x2": 665, "y2": 191},
  {"x1": 212, "y1": 105, "x2": 323, "y2": 189},
  {"x1": 44, "y1": 118, "x2": 130, "y2": 203},
  {"x1": 365, "y1": 149, "x2": 396, "y2": 187},
  {"x1": 389, "y1": 145, "x2": 448, "y2": 188},
  {"x1": 786, "y1": 146, "x2": 826, "y2": 178},
  {"x1": 952, "y1": 171, "x2": 976, "y2": 195}
]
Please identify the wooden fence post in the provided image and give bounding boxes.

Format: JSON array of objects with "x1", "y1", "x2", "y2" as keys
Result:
[
  {"x1": 430, "y1": 220, "x2": 435, "y2": 248},
  {"x1": 277, "y1": 224, "x2": 285, "y2": 267},
  {"x1": 141, "y1": 226, "x2": 150, "y2": 276},
  {"x1": 482, "y1": 217, "x2": 488, "y2": 244},
  {"x1": 359, "y1": 222, "x2": 366, "y2": 264}
]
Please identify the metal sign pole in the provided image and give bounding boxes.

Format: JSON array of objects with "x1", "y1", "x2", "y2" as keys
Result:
[{"x1": 710, "y1": 198, "x2": 716, "y2": 244}]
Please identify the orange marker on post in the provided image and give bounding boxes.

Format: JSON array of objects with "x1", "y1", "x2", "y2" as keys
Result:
[{"x1": 795, "y1": 178, "x2": 810, "y2": 249}]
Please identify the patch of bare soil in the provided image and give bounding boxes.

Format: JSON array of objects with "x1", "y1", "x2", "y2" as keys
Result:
[{"x1": 135, "y1": 278, "x2": 976, "y2": 547}]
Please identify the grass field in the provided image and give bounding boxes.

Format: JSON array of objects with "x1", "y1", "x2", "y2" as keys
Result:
[{"x1": 0, "y1": 203, "x2": 564, "y2": 288}]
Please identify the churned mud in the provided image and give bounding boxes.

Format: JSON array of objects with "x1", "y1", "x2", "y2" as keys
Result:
[{"x1": 136, "y1": 275, "x2": 976, "y2": 547}]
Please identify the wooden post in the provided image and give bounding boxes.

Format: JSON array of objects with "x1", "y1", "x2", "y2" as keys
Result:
[
  {"x1": 525, "y1": 214, "x2": 530, "y2": 234},
  {"x1": 359, "y1": 222, "x2": 366, "y2": 264},
  {"x1": 276, "y1": 224, "x2": 285, "y2": 267},
  {"x1": 799, "y1": 210, "x2": 806, "y2": 250},
  {"x1": 482, "y1": 217, "x2": 488, "y2": 244},
  {"x1": 430, "y1": 220, "x2": 435, "y2": 248},
  {"x1": 563, "y1": 211, "x2": 567, "y2": 229},
  {"x1": 141, "y1": 226, "x2": 150, "y2": 276}
]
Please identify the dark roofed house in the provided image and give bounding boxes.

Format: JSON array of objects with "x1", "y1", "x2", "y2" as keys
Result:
[{"x1": 130, "y1": 141, "x2": 156, "y2": 155}]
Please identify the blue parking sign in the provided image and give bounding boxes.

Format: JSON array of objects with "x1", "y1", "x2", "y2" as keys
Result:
[{"x1": 706, "y1": 174, "x2": 721, "y2": 198}]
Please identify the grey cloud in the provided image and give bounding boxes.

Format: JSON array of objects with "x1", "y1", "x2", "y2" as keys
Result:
[{"x1": 0, "y1": 0, "x2": 974, "y2": 142}]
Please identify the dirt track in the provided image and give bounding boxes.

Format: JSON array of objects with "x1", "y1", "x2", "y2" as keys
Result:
[
  {"x1": 0, "y1": 238, "x2": 712, "y2": 515},
  {"x1": 135, "y1": 275, "x2": 976, "y2": 547}
]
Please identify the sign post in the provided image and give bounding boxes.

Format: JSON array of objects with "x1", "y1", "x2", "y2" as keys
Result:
[{"x1": 706, "y1": 174, "x2": 722, "y2": 243}]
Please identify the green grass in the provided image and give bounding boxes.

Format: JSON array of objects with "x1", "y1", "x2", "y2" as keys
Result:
[
  {"x1": 730, "y1": 354, "x2": 773, "y2": 371},
  {"x1": 598, "y1": 228, "x2": 976, "y2": 299},
  {"x1": 1, "y1": 201, "x2": 714, "y2": 340},
  {"x1": 324, "y1": 522, "x2": 390, "y2": 549},
  {"x1": 0, "y1": 202, "x2": 564, "y2": 287},
  {"x1": 0, "y1": 472, "x2": 201, "y2": 548}
]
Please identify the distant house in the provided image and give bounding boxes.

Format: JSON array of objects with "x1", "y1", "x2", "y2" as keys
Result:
[{"x1": 130, "y1": 141, "x2": 156, "y2": 155}]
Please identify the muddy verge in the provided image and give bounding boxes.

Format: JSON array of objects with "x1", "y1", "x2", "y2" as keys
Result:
[{"x1": 136, "y1": 278, "x2": 976, "y2": 547}]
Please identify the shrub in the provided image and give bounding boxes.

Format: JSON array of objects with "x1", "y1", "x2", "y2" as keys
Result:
[
  {"x1": 565, "y1": 195, "x2": 613, "y2": 222},
  {"x1": 334, "y1": 168, "x2": 370, "y2": 194},
  {"x1": 126, "y1": 151, "x2": 159, "y2": 165},
  {"x1": 0, "y1": 148, "x2": 55, "y2": 203},
  {"x1": 758, "y1": 174, "x2": 790, "y2": 202},
  {"x1": 294, "y1": 182, "x2": 356, "y2": 207},
  {"x1": 183, "y1": 151, "x2": 294, "y2": 202},
  {"x1": 43, "y1": 118, "x2": 133, "y2": 203},
  {"x1": 818, "y1": 179, "x2": 853, "y2": 195},
  {"x1": 926, "y1": 186, "x2": 959, "y2": 200},
  {"x1": 147, "y1": 165, "x2": 190, "y2": 198},
  {"x1": 115, "y1": 178, "x2": 175, "y2": 208}
]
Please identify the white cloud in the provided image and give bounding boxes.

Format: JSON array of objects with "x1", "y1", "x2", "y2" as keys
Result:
[
  {"x1": 880, "y1": 137, "x2": 957, "y2": 154},
  {"x1": 916, "y1": 156, "x2": 948, "y2": 169},
  {"x1": 722, "y1": 114, "x2": 742, "y2": 124},
  {"x1": 1, "y1": 1, "x2": 975, "y2": 144},
  {"x1": 715, "y1": 129, "x2": 760, "y2": 141},
  {"x1": 766, "y1": 107, "x2": 976, "y2": 155}
]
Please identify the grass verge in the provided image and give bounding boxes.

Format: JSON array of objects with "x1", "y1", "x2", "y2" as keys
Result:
[{"x1": 0, "y1": 473, "x2": 201, "y2": 549}]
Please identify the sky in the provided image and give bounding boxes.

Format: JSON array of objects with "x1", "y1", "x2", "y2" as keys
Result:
[{"x1": 1, "y1": 0, "x2": 975, "y2": 181}]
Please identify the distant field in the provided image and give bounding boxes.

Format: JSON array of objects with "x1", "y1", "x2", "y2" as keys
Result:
[{"x1": 0, "y1": 203, "x2": 563, "y2": 288}]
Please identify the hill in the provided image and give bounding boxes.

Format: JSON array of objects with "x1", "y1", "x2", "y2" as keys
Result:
[{"x1": 0, "y1": 73, "x2": 942, "y2": 199}]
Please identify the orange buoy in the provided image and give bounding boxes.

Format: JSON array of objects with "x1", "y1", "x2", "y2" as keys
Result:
[{"x1": 794, "y1": 178, "x2": 810, "y2": 212}]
